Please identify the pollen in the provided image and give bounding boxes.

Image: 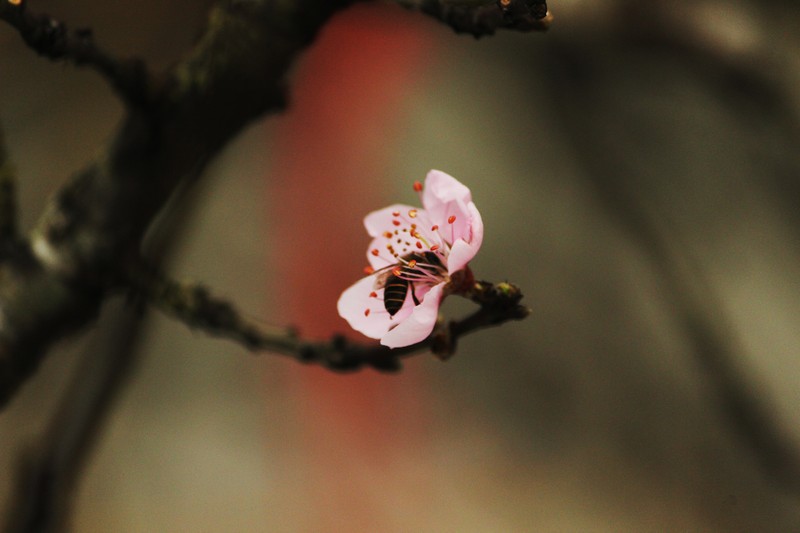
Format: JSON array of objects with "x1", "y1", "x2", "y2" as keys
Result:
[
  {"x1": 383, "y1": 231, "x2": 393, "y2": 239},
  {"x1": 407, "y1": 260, "x2": 417, "y2": 268},
  {"x1": 448, "y1": 215, "x2": 456, "y2": 224},
  {"x1": 413, "y1": 181, "x2": 423, "y2": 192},
  {"x1": 392, "y1": 267, "x2": 402, "y2": 276},
  {"x1": 408, "y1": 209, "x2": 418, "y2": 218},
  {"x1": 371, "y1": 249, "x2": 379, "y2": 256}
]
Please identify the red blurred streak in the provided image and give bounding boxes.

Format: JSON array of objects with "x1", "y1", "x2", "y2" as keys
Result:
[{"x1": 268, "y1": 5, "x2": 435, "y2": 529}]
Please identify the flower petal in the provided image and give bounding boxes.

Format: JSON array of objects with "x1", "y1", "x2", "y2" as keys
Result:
[
  {"x1": 337, "y1": 275, "x2": 414, "y2": 339},
  {"x1": 422, "y1": 170, "x2": 476, "y2": 245},
  {"x1": 422, "y1": 170, "x2": 472, "y2": 211},
  {"x1": 364, "y1": 204, "x2": 419, "y2": 237},
  {"x1": 380, "y1": 282, "x2": 446, "y2": 348},
  {"x1": 446, "y1": 201, "x2": 483, "y2": 274}
]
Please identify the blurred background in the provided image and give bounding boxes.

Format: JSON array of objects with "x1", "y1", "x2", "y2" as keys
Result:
[{"x1": 2, "y1": 0, "x2": 800, "y2": 530}]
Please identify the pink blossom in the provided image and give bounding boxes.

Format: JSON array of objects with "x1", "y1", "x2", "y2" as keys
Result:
[{"x1": 337, "y1": 170, "x2": 484, "y2": 348}]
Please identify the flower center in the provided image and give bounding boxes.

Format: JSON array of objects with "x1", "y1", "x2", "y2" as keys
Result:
[{"x1": 378, "y1": 208, "x2": 453, "y2": 270}]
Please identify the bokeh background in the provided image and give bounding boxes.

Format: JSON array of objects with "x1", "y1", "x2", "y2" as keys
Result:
[{"x1": 2, "y1": 0, "x2": 800, "y2": 530}]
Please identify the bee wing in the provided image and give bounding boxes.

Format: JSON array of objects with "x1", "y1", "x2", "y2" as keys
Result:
[{"x1": 372, "y1": 267, "x2": 395, "y2": 289}]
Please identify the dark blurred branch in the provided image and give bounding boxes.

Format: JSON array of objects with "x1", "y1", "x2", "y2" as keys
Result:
[
  {"x1": 544, "y1": 43, "x2": 800, "y2": 494},
  {"x1": 0, "y1": 123, "x2": 16, "y2": 244},
  {"x1": 131, "y1": 263, "x2": 529, "y2": 370},
  {"x1": 0, "y1": 0, "x2": 355, "y2": 409},
  {"x1": 3, "y1": 142, "x2": 206, "y2": 532},
  {"x1": 4, "y1": 302, "x2": 145, "y2": 533},
  {"x1": 0, "y1": 0, "x2": 151, "y2": 105},
  {"x1": 395, "y1": 0, "x2": 551, "y2": 37}
]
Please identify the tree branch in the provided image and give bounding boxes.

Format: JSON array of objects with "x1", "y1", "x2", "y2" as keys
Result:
[
  {"x1": 0, "y1": 0, "x2": 151, "y2": 106},
  {"x1": 395, "y1": 0, "x2": 551, "y2": 37},
  {"x1": 0, "y1": 122, "x2": 16, "y2": 244},
  {"x1": 3, "y1": 302, "x2": 145, "y2": 533},
  {"x1": 0, "y1": 0, "x2": 356, "y2": 409},
  {"x1": 131, "y1": 263, "x2": 529, "y2": 371}
]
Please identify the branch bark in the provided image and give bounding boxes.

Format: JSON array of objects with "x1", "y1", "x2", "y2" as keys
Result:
[{"x1": 0, "y1": 0, "x2": 356, "y2": 409}]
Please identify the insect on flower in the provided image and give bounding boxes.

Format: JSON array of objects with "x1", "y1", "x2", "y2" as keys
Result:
[
  {"x1": 337, "y1": 170, "x2": 484, "y2": 348},
  {"x1": 374, "y1": 251, "x2": 445, "y2": 316}
]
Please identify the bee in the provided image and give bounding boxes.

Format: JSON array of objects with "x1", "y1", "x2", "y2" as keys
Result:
[{"x1": 373, "y1": 251, "x2": 443, "y2": 317}]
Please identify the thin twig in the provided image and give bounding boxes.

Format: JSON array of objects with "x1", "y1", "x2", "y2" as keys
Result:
[
  {"x1": 130, "y1": 262, "x2": 529, "y2": 371},
  {"x1": 395, "y1": 0, "x2": 551, "y2": 37},
  {"x1": 0, "y1": 0, "x2": 151, "y2": 105}
]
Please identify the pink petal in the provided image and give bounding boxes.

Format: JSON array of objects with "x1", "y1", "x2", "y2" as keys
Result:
[
  {"x1": 337, "y1": 275, "x2": 413, "y2": 340},
  {"x1": 421, "y1": 170, "x2": 476, "y2": 245},
  {"x1": 364, "y1": 204, "x2": 418, "y2": 237},
  {"x1": 422, "y1": 170, "x2": 472, "y2": 211},
  {"x1": 446, "y1": 201, "x2": 483, "y2": 274},
  {"x1": 380, "y1": 282, "x2": 446, "y2": 348}
]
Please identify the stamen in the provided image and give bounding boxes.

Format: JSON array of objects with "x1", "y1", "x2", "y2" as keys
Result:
[
  {"x1": 408, "y1": 209, "x2": 418, "y2": 218},
  {"x1": 369, "y1": 291, "x2": 378, "y2": 298},
  {"x1": 430, "y1": 244, "x2": 439, "y2": 251},
  {"x1": 392, "y1": 220, "x2": 401, "y2": 226},
  {"x1": 413, "y1": 181, "x2": 423, "y2": 192},
  {"x1": 407, "y1": 260, "x2": 417, "y2": 268},
  {"x1": 371, "y1": 249, "x2": 379, "y2": 256},
  {"x1": 392, "y1": 267, "x2": 402, "y2": 276},
  {"x1": 448, "y1": 215, "x2": 456, "y2": 224},
  {"x1": 416, "y1": 241, "x2": 423, "y2": 249},
  {"x1": 392, "y1": 211, "x2": 400, "y2": 217},
  {"x1": 383, "y1": 231, "x2": 393, "y2": 239},
  {"x1": 431, "y1": 225, "x2": 439, "y2": 232},
  {"x1": 364, "y1": 266, "x2": 374, "y2": 275},
  {"x1": 364, "y1": 309, "x2": 371, "y2": 317}
]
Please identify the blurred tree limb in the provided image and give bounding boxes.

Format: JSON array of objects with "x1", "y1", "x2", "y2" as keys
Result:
[
  {"x1": 0, "y1": 0, "x2": 543, "y2": 409},
  {"x1": 0, "y1": 124, "x2": 16, "y2": 244}
]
